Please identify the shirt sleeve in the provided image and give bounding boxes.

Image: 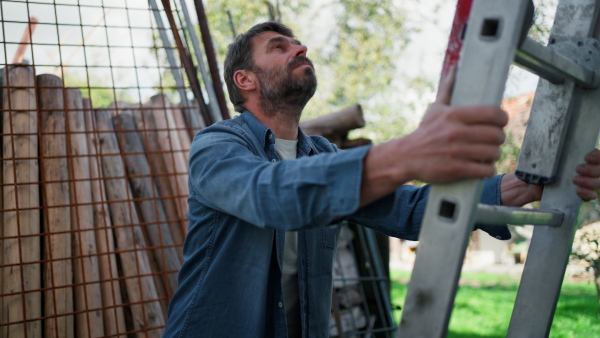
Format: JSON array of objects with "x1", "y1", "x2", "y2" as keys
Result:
[
  {"x1": 188, "y1": 126, "x2": 371, "y2": 231},
  {"x1": 191, "y1": 124, "x2": 510, "y2": 239},
  {"x1": 347, "y1": 174, "x2": 511, "y2": 240}
]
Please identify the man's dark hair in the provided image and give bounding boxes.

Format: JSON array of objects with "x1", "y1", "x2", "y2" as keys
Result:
[{"x1": 224, "y1": 22, "x2": 294, "y2": 113}]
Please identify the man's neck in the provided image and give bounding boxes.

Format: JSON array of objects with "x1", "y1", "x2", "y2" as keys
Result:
[{"x1": 245, "y1": 103, "x2": 301, "y2": 140}]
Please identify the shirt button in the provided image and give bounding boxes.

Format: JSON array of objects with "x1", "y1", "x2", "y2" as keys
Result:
[
  {"x1": 271, "y1": 159, "x2": 276, "y2": 163},
  {"x1": 278, "y1": 302, "x2": 283, "y2": 308}
]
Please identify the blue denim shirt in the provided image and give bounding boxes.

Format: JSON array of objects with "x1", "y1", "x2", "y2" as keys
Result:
[{"x1": 164, "y1": 111, "x2": 507, "y2": 337}]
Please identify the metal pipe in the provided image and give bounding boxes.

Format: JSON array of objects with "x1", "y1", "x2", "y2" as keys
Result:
[
  {"x1": 475, "y1": 204, "x2": 564, "y2": 227},
  {"x1": 148, "y1": 0, "x2": 198, "y2": 129},
  {"x1": 515, "y1": 37, "x2": 599, "y2": 89},
  {"x1": 178, "y1": 0, "x2": 222, "y2": 123},
  {"x1": 193, "y1": 0, "x2": 231, "y2": 120},
  {"x1": 160, "y1": 0, "x2": 212, "y2": 129}
]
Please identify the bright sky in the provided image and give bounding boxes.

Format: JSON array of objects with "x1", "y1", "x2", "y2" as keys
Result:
[
  {"x1": 398, "y1": 1, "x2": 539, "y2": 101},
  {"x1": 1, "y1": 0, "x2": 180, "y2": 103},
  {"x1": 2, "y1": 0, "x2": 541, "y2": 112}
]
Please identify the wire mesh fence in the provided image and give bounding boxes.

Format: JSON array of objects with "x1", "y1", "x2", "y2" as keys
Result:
[
  {"x1": 0, "y1": 1, "x2": 208, "y2": 336},
  {"x1": 0, "y1": 1, "x2": 396, "y2": 337}
]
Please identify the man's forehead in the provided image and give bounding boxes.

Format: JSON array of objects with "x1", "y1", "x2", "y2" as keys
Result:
[{"x1": 252, "y1": 31, "x2": 301, "y2": 48}]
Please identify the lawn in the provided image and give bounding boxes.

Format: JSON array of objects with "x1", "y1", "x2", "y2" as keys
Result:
[{"x1": 390, "y1": 270, "x2": 600, "y2": 337}]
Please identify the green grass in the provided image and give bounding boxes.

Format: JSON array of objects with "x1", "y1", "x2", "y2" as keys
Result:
[{"x1": 390, "y1": 270, "x2": 600, "y2": 337}]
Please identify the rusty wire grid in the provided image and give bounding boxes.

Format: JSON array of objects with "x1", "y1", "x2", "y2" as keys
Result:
[{"x1": 0, "y1": 0, "x2": 216, "y2": 336}]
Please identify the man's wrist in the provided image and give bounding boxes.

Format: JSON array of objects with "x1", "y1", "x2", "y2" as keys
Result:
[{"x1": 500, "y1": 172, "x2": 541, "y2": 206}]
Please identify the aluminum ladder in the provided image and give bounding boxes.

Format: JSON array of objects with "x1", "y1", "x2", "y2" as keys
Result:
[{"x1": 396, "y1": 0, "x2": 600, "y2": 336}]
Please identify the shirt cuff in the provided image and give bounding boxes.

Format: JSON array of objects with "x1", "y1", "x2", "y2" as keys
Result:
[{"x1": 326, "y1": 145, "x2": 372, "y2": 216}]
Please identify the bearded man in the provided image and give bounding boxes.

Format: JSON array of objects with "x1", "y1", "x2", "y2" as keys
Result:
[{"x1": 164, "y1": 22, "x2": 600, "y2": 337}]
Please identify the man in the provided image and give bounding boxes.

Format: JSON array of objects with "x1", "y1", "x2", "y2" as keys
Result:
[{"x1": 164, "y1": 22, "x2": 600, "y2": 337}]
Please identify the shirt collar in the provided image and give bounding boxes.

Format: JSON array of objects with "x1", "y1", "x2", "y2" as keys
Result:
[{"x1": 240, "y1": 110, "x2": 316, "y2": 156}]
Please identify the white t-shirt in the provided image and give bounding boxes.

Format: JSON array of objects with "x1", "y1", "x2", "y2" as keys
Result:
[{"x1": 274, "y1": 138, "x2": 301, "y2": 338}]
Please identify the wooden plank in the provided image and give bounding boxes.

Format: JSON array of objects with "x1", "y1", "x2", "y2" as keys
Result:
[
  {"x1": 95, "y1": 108, "x2": 164, "y2": 337},
  {"x1": 0, "y1": 66, "x2": 3, "y2": 338},
  {"x1": 0, "y1": 67, "x2": 3, "y2": 338},
  {"x1": 299, "y1": 104, "x2": 365, "y2": 137},
  {"x1": 112, "y1": 111, "x2": 181, "y2": 299},
  {"x1": 1, "y1": 65, "x2": 41, "y2": 337},
  {"x1": 171, "y1": 105, "x2": 191, "y2": 164},
  {"x1": 37, "y1": 73, "x2": 74, "y2": 338},
  {"x1": 84, "y1": 99, "x2": 127, "y2": 337},
  {"x1": 148, "y1": 95, "x2": 189, "y2": 235},
  {"x1": 139, "y1": 97, "x2": 185, "y2": 253},
  {"x1": 65, "y1": 89, "x2": 104, "y2": 337}
]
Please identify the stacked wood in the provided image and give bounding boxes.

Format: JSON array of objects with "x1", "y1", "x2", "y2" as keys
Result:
[
  {"x1": 112, "y1": 112, "x2": 181, "y2": 297},
  {"x1": 136, "y1": 95, "x2": 189, "y2": 261},
  {"x1": 146, "y1": 95, "x2": 190, "y2": 235},
  {"x1": 95, "y1": 108, "x2": 165, "y2": 336},
  {"x1": 0, "y1": 68, "x2": 197, "y2": 335},
  {"x1": 84, "y1": 99, "x2": 128, "y2": 337},
  {"x1": 1, "y1": 65, "x2": 42, "y2": 337},
  {"x1": 0, "y1": 63, "x2": 378, "y2": 335}
]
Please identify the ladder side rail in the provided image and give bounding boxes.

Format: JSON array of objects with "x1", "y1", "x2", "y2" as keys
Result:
[
  {"x1": 396, "y1": 1, "x2": 532, "y2": 336},
  {"x1": 508, "y1": 1, "x2": 600, "y2": 335}
]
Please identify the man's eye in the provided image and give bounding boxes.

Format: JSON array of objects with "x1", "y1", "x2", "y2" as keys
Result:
[{"x1": 274, "y1": 45, "x2": 283, "y2": 50}]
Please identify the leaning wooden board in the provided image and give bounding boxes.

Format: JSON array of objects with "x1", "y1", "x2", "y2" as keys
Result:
[
  {"x1": 1, "y1": 65, "x2": 42, "y2": 336},
  {"x1": 84, "y1": 99, "x2": 127, "y2": 337},
  {"x1": 65, "y1": 88, "x2": 104, "y2": 337},
  {"x1": 112, "y1": 112, "x2": 181, "y2": 298},
  {"x1": 38, "y1": 73, "x2": 74, "y2": 337},
  {"x1": 137, "y1": 99, "x2": 185, "y2": 259},
  {"x1": 95, "y1": 108, "x2": 165, "y2": 337}
]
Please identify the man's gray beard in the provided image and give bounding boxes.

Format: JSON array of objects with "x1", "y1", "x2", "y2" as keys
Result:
[{"x1": 255, "y1": 64, "x2": 317, "y2": 123}]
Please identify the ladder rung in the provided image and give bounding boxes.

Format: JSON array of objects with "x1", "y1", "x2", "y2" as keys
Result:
[
  {"x1": 475, "y1": 204, "x2": 564, "y2": 226},
  {"x1": 515, "y1": 37, "x2": 599, "y2": 89}
]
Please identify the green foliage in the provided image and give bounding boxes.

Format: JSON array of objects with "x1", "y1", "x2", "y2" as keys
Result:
[
  {"x1": 307, "y1": 0, "x2": 409, "y2": 109},
  {"x1": 62, "y1": 71, "x2": 133, "y2": 108},
  {"x1": 497, "y1": 130, "x2": 522, "y2": 174},
  {"x1": 529, "y1": 0, "x2": 560, "y2": 43}
]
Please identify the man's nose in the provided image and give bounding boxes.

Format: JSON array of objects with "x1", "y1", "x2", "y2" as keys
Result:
[{"x1": 293, "y1": 44, "x2": 307, "y2": 57}]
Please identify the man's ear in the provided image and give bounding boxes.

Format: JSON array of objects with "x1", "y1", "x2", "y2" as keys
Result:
[{"x1": 233, "y1": 69, "x2": 257, "y2": 92}]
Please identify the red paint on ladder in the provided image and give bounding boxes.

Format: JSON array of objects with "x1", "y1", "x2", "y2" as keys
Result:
[{"x1": 441, "y1": 0, "x2": 473, "y2": 78}]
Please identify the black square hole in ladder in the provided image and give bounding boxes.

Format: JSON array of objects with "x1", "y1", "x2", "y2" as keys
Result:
[
  {"x1": 439, "y1": 199, "x2": 457, "y2": 221},
  {"x1": 481, "y1": 18, "x2": 500, "y2": 38}
]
